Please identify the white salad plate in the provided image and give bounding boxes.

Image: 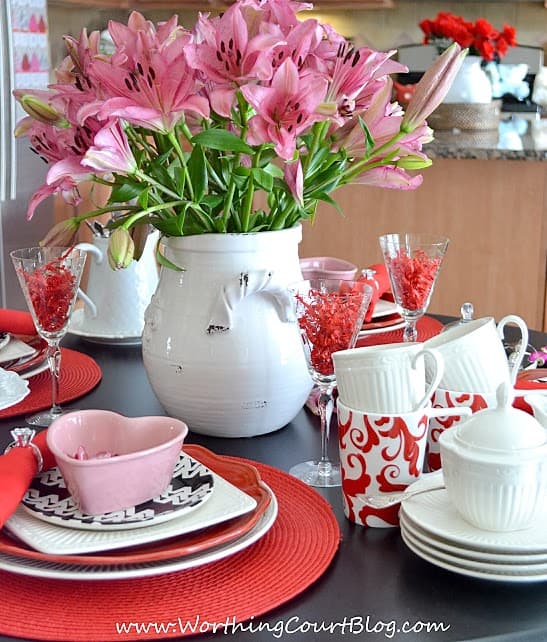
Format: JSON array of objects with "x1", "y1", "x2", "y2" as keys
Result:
[
  {"x1": 400, "y1": 521, "x2": 547, "y2": 583},
  {"x1": 0, "y1": 367, "x2": 30, "y2": 410},
  {"x1": 22, "y1": 453, "x2": 215, "y2": 531},
  {"x1": 0, "y1": 332, "x2": 11, "y2": 351},
  {"x1": 0, "y1": 337, "x2": 36, "y2": 364},
  {"x1": 371, "y1": 299, "x2": 398, "y2": 319},
  {"x1": 400, "y1": 486, "x2": 547, "y2": 554},
  {"x1": 68, "y1": 309, "x2": 142, "y2": 345},
  {"x1": 6, "y1": 463, "x2": 257, "y2": 555},
  {"x1": 0, "y1": 487, "x2": 277, "y2": 581}
]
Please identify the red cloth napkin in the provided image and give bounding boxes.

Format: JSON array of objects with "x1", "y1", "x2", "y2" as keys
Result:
[
  {"x1": 514, "y1": 370, "x2": 547, "y2": 413},
  {"x1": 0, "y1": 309, "x2": 36, "y2": 335},
  {"x1": 0, "y1": 430, "x2": 55, "y2": 527},
  {"x1": 358, "y1": 263, "x2": 391, "y2": 322}
]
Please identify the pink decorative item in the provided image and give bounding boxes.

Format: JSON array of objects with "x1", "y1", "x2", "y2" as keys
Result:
[
  {"x1": 299, "y1": 257, "x2": 357, "y2": 281},
  {"x1": 46, "y1": 410, "x2": 188, "y2": 515}
]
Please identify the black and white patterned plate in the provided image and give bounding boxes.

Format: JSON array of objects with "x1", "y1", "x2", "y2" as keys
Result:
[{"x1": 22, "y1": 453, "x2": 215, "y2": 531}]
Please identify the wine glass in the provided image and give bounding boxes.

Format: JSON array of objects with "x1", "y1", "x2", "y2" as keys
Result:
[
  {"x1": 10, "y1": 247, "x2": 87, "y2": 427},
  {"x1": 379, "y1": 233, "x2": 449, "y2": 343},
  {"x1": 290, "y1": 278, "x2": 373, "y2": 487}
]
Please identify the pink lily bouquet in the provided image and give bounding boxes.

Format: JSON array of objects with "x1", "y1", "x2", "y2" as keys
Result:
[{"x1": 14, "y1": 0, "x2": 465, "y2": 267}]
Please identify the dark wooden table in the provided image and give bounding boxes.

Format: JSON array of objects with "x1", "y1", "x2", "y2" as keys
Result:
[{"x1": 1, "y1": 319, "x2": 547, "y2": 642}]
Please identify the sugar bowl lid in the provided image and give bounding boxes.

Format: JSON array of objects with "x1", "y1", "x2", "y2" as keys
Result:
[{"x1": 454, "y1": 382, "x2": 547, "y2": 452}]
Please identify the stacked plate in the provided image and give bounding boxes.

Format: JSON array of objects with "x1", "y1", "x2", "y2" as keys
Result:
[
  {"x1": 0, "y1": 445, "x2": 277, "y2": 580},
  {"x1": 360, "y1": 298, "x2": 404, "y2": 336},
  {"x1": 400, "y1": 478, "x2": 547, "y2": 583},
  {"x1": 0, "y1": 333, "x2": 48, "y2": 380}
]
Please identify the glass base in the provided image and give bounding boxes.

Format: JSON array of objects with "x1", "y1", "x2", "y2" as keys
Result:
[
  {"x1": 289, "y1": 460, "x2": 341, "y2": 488},
  {"x1": 25, "y1": 407, "x2": 74, "y2": 428}
]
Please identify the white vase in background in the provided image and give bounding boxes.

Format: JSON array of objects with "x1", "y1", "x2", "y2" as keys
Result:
[
  {"x1": 443, "y1": 55, "x2": 492, "y2": 104},
  {"x1": 142, "y1": 224, "x2": 312, "y2": 437}
]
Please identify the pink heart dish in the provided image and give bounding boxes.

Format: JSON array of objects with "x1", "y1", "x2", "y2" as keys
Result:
[{"x1": 46, "y1": 410, "x2": 188, "y2": 515}]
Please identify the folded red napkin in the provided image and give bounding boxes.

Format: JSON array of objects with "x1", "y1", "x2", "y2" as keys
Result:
[
  {"x1": 0, "y1": 430, "x2": 55, "y2": 527},
  {"x1": 514, "y1": 370, "x2": 547, "y2": 414},
  {"x1": 358, "y1": 263, "x2": 391, "y2": 323},
  {"x1": 0, "y1": 309, "x2": 36, "y2": 336}
]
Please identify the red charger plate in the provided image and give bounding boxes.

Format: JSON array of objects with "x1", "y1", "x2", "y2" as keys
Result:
[{"x1": 0, "y1": 445, "x2": 271, "y2": 566}]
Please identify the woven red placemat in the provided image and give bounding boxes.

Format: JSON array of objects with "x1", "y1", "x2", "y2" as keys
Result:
[
  {"x1": 0, "y1": 458, "x2": 340, "y2": 641},
  {"x1": 0, "y1": 348, "x2": 102, "y2": 420},
  {"x1": 357, "y1": 315, "x2": 443, "y2": 347}
]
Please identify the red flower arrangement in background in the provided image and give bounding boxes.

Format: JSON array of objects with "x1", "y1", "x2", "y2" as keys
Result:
[{"x1": 419, "y1": 12, "x2": 517, "y2": 62}]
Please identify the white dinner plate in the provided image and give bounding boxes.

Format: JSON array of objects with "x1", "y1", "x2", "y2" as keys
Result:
[
  {"x1": 22, "y1": 453, "x2": 215, "y2": 531},
  {"x1": 401, "y1": 486, "x2": 547, "y2": 554},
  {"x1": 0, "y1": 367, "x2": 30, "y2": 410},
  {"x1": 68, "y1": 309, "x2": 142, "y2": 345},
  {"x1": 6, "y1": 464, "x2": 257, "y2": 555},
  {"x1": 0, "y1": 486, "x2": 277, "y2": 580},
  {"x1": 401, "y1": 523, "x2": 547, "y2": 583}
]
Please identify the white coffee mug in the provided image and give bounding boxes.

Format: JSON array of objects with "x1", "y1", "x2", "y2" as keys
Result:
[
  {"x1": 333, "y1": 342, "x2": 444, "y2": 414},
  {"x1": 424, "y1": 315, "x2": 528, "y2": 393}
]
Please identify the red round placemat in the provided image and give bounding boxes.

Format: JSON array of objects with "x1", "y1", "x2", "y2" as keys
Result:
[
  {"x1": 0, "y1": 348, "x2": 102, "y2": 419},
  {"x1": 357, "y1": 315, "x2": 443, "y2": 347},
  {"x1": 0, "y1": 459, "x2": 340, "y2": 641}
]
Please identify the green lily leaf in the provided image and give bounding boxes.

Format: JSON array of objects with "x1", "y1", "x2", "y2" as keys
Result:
[
  {"x1": 192, "y1": 129, "x2": 253, "y2": 155},
  {"x1": 251, "y1": 168, "x2": 273, "y2": 191},
  {"x1": 188, "y1": 145, "x2": 207, "y2": 202}
]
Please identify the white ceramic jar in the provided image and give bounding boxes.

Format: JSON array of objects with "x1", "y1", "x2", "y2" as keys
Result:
[{"x1": 439, "y1": 383, "x2": 547, "y2": 532}]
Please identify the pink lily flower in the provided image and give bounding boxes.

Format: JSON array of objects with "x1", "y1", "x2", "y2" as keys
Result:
[
  {"x1": 402, "y1": 42, "x2": 467, "y2": 132},
  {"x1": 85, "y1": 14, "x2": 208, "y2": 132},
  {"x1": 82, "y1": 122, "x2": 137, "y2": 174},
  {"x1": 284, "y1": 160, "x2": 304, "y2": 206},
  {"x1": 352, "y1": 166, "x2": 423, "y2": 190},
  {"x1": 241, "y1": 59, "x2": 327, "y2": 160}
]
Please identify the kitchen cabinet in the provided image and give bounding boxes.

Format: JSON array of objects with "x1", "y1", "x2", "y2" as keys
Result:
[{"x1": 299, "y1": 158, "x2": 547, "y2": 331}]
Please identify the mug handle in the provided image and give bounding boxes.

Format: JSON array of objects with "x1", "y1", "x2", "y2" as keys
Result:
[
  {"x1": 497, "y1": 314, "x2": 529, "y2": 384},
  {"x1": 74, "y1": 243, "x2": 103, "y2": 319},
  {"x1": 412, "y1": 348, "x2": 444, "y2": 412}
]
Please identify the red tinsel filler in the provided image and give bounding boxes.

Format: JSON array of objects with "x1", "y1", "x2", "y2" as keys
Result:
[
  {"x1": 22, "y1": 260, "x2": 76, "y2": 333},
  {"x1": 298, "y1": 285, "x2": 365, "y2": 376},
  {"x1": 386, "y1": 250, "x2": 440, "y2": 311}
]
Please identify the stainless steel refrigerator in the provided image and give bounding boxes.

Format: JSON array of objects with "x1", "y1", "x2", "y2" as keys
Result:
[{"x1": 0, "y1": 0, "x2": 55, "y2": 310}]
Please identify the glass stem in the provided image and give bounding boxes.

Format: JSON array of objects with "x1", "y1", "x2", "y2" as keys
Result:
[
  {"x1": 317, "y1": 388, "x2": 334, "y2": 476},
  {"x1": 403, "y1": 319, "x2": 418, "y2": 343},
  {"x1": 47, "y1": 340, "x2": 63, "y2": 416}
]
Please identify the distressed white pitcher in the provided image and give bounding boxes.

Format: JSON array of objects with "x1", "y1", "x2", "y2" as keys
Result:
[{"x1": 142, "y1": 224, "x2": 312, "y2": 437}]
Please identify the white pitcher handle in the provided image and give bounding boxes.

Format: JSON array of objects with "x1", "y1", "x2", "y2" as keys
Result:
[
  {"x1": 74, "y1": 243, "x2": 103, "y2": 318},
  {"x1": 74, "y1": 242, "x2": 103, "y2": 264},
  {"x1": 497, "y1": 314, "x2": 529, "y2": 384},
  {"x1": 206, "y1": 270, "x2": 292, "y2": 334},
  {"x1": 412, "y1": 348, "x2": 444, "y2": 412}
]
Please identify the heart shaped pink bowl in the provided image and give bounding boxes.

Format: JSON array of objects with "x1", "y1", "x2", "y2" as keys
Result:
[
  {"x1": 300, "y1": 257, "x2": 357, "y2": 280},
  {"x1": 46, "y1": 410, "x2": 188, "y2": 515}
]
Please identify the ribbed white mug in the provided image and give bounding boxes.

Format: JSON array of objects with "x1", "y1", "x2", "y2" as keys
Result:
[
  {"x1": 332, "y1": 342, "x2": 444, "y2": 414},
  {"x1": 424, "y1": 315, "x2": 528, "y2": 392}
]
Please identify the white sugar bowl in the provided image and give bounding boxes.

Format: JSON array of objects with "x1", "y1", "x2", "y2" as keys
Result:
[{"x1": 439, "y1": 382, "x2": 547, "y2": 532}]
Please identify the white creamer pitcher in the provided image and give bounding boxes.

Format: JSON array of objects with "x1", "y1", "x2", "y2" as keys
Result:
[{"x1": 75, "y1": 231, "x2": 159, "y2": 338}]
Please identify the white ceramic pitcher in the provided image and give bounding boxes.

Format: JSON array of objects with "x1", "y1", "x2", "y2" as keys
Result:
[{"x1": 75, "y1": 232, "x2": 159, "y2": 338}]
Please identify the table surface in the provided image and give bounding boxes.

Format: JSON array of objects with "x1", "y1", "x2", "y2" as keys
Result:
[{"x1": 1, "y1": 320, "x2": 547, "y2": 642}]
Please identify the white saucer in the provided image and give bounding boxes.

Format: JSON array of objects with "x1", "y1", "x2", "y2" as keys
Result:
[
  {"x1": 401, "y1": 485, "x2": 547, "y2": 554},
  {"x1": 0, "y1": 367, "x2": 30, "y2": 410},
  {"x1": 68, "y1": 309, "x2": 142, "y2": 345},
  {"x1": 401, "y1": 522, "x2": 547, "y2": 583}
]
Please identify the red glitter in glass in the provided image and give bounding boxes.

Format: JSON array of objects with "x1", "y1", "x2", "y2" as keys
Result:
[
  {"x1": 386, "y1": 249, "x2": 440, "y2": 310},
  {"x1": 297, "y1": 285, "x2": 366, "y2": 376},
  {"x1": 22, "y1": 258, "x2": 76, "y2": 333}
]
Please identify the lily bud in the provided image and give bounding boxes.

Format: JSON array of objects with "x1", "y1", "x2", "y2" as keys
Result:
[
  {"x1": 402, "y1": 43, "x2": 467, "y2": 132},
  {"x1": 396, "y1": 154, "x2": 433, "y2": 170},
  {"x1": 14, "y1": 93, "x2": 68, "y2": 127},
  {"x1": 39, "y1": 218, "x2": 81, "y2": 247},
  {"x1": 130, "y1": 224, "x2": 151, "y2": 261},
  {"x1": 107, "y1": 227, "x2": 134, "y2": 270}
]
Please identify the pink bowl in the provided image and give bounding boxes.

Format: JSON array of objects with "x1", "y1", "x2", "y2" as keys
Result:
[
  {"x1": 46, "y1": 410, "x2": 188, "y2": 515},
  {"x1": 300, "y1": 256, "x2": 357, "y2": 280}
]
